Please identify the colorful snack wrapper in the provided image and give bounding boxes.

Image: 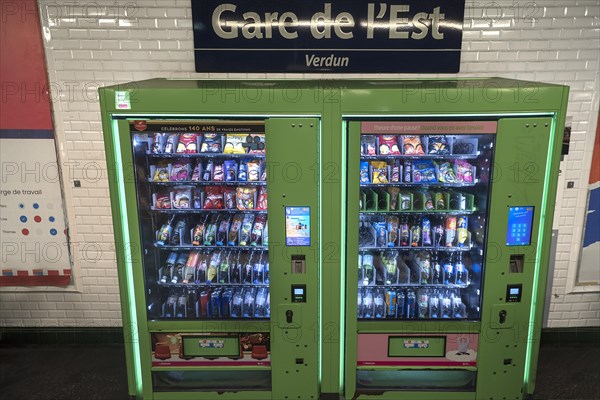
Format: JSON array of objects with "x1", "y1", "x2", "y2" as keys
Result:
[
  {"x1": 373, "y1": 222, "x2": 387, "y2": 247},
  {"x1": 193, "y1": 189, "x2": 202, "y2": 209},
  {"x1": 371, "y1": 161, "x2": 388, "y2": 184},
  {"x1": 399, "y1": 223, "x2": 410, "y2": 246},
  {"x1": 152, "y1": 162, "x2": 170, "y2": 182},
  {"x1": 212, "y1": 163, "x2": 224, "y2": 181},
  {"x1": 434, "y1": 225, "x2": 445, "y2": 247},
  {"x1": 223, "y1": 134, "x2": 247, "y2": 154},
  {"x1": 200, "y1": 133, "x2": 222, "y2": 153},
  {"x1": 247, "y1": 160, "x2": 260, "y2": 182},
  {"x1": 156, "y1": 222, "x2": 172, "y2": 245},
  {"x1": 228, "y1": 213, "x2": 244, "y2": 245},
  {"x1": 435, "y1": 192, "x2": 445, "y2": 210},
  {"x1": 391, "y1": 160, "x2": 401, "y2": 183},
  {"x1": 455, "y1": 160, "x2": 474, "y2": 183},
  {"x1": 388, "y1": 187, "x2": 400, "y2": 210},
  {"x1": 176, "y1": 133, "x2": 198, "y2": 153},
  {"x1": 223, "y1": 188, "x2": 236, "y2": 209},
  {"x1": 362, "y1": 135, "x2": 377, "y2": 155},
  {"x1": 239, "y1": 214, "x2": 255, "y2": 246},
  {"x1": 238, "y1": 161, "x2": 247, "y2": 181},
  {"x1": 386, "y1": 216, "x2": 399, "y2": 247},
  {"x1": 457, "y1": 216, "x2": 468, "y2": 247},
  {"x1": 203, "y1": 160, "x2": 213, "y2": 181},
  {"x1": 428, "y1": 135, "x2": 449, "y2": 155},
  {"x1": 173, "y1": 187, "x2": 192, "y2": 209},
  {"x1": 400, "y1": 193, "x2": 411, "y2": 210},
  {"x1": 259, "y1": 160, "x2": 267, "y2": 181},
  {"x1": 425, "y1": 192, "x2": 435, "y2": 210},
  {"x1": 403, "y1": 160, "x2": 412, "y2": 183},
  {"x1": 422, "y1": 218, "x2": 432, "y2": 246},
  {"x1": 251, "y1": 214, "x2": 266, "y2": 246},
  {"x1": 154, "y1": 192, "x2": 171, "y2": 209},
  {"x1": 247, "y1": 134, "x2": 266, "y2": 154},
  {"x1": 236, "y1": 187, "x2": 256, "y2": 210},
  {"x1": 378, "y1": 135, "x2": 401, "y2": 155},
  {"x1": 203, "y1": 186, "x2": 223, "y2": 209},
  {"x1": 204, "y1": 215, "x2": 219, "y2": 246},
  {"x1": 216, "y1": 217, "x2": 231, "y2": 246},
  {"x1": 360, "y1": 161, "x2": 370, "y2": 183},
  {"x1": 256, "y1": 186, "x2": 267, "y2": 210},
  {"x1": 411, "y1": 226, "x2": 421, "y2": 247},
  {"x1": 403, "y1": 136, "x2": 424, "y2": 155},
  {"x1": 412, "y1": 160, "x2": 437, "y2": 183},
  {"x1": 170, "y1": 160, "x2": 191, "y2": 182},
  {"x1": 192, "y1": 218, "x2": 207, "y2": 246},
  {"x1": 164, "y1": 133, "x2": 178, "y2": 154},
  {"x1": 151, "y1": 133, "x2": 166, "y2": 154},
  {"x1": 191, "y1": 161, "x2": 202, "y2": 181},
  {"x1": 445, "y1": 217, "x2": 457, "y2": 247},
  {"x1": 438, "y1": 161, "x2": 457, "y2": 183},
  {"x1": 224, "y1": 160, "x2": 237, "y2": 182}
]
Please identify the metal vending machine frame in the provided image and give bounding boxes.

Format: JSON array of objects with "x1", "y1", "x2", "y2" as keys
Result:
[{"x1": 99, "y1": 78, "x2": 568, "y2": 400}]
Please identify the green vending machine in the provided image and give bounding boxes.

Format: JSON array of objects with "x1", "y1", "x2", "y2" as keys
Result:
[
  {"x1": 99, "y1": 78, "x2": 568, "y2": 400},
  {"x1": 340, "y1": 80, "x2": 569, "y2": 400}
]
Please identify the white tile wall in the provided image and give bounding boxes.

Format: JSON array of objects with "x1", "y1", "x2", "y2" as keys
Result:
[{"x1": 1, "y1": 0, "x2": 598, "y2": 328}]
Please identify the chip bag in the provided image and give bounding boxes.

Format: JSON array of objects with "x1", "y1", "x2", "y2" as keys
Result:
[
  {"x1": 224, "y1": 134, "x2": 248, "y2": 154},
  {"x1": 371, "y1": 161, "x2": 388, "y2": 184},
  {"x1": 403, "y1": 136, "x2": 425, "y2": 155},
  {"x1": 172, "y1": 187, "x2": 192, "y2": 209},
  {"x1": 378, "y1": 135, "x2": 401, "y2": 155},
  {"x1": 203, "y1": 186, "x2": 223, "y2": 209},
  {"x1": 176, "y1": 133, "x2": 198, "y2": 153},
  {"x1": 236, "y1": 187, "x2": 256, "y2": 210},
  {"x1": 200, "y1": 133, "x2": 222, "y2": 153}
]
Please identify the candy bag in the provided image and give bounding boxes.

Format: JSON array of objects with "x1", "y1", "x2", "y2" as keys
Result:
[
  {"x1": 403, "y1": 136, "x2": 424, "y2": 155},
  {"x1": 362, "y1": 135, "x2": 377, "y2": 155},
  {"x1": 455, "y1": 160, "x2": 474, "y2": 183},
  {"x1": 151, "y1": 133, "x2": 166, "y2": 154},
  {"x1": 422, "y1": 218, "x2": 432, "y2": 246},
  {"x1": 170, "y1": 160, "x2": 191, "y2": 182},
  {"x1": 435, "y1": 192, "x2": 445, "y2": 210},
  {"x1": 170, "y1": 220, "x2": 186, "y2": 246},
  {"x1": 224, "y1": 134, "x2": 247, "y2": 154},
  {"x1": 251, "y1": 214, "x2": 266, "y2": 246},
  {"x1": 192, "y1": 217, "x2": 208, "y2": 246},
  {"x1": 247, "y1": 160, "x2": 261, "y2": 182},
  {"x1": 425, "y1": 192, "x2": 435, "y2": 210},
  {"x1": 191, "y1": 161, "x2": 202, "y2": 181},
  {"x1": 237, "y1": 187, "x2": 256, "y2": 210},
  {"x1": 256, "y1": 186, "x2": 267, "y2": 210},
  {"x1": 427, "y1": 135, "x2": 449, "y2": 155},
  {"x1": 391, "y1": 160, "x2": 401, "y2": 183},
  {"x1": 412, "y1": 160, "x2": 437, "y2": 183},
  {"x1": 259, "y1": 160, "x2": 267, "y2": 181},
  {"x1": 172, "y1": 187, "x2": 192, "y2": 209},
  {"x1": 371, "y1": 161, "x2": 388, "y2": 184},
  {"x1": 203, "y1": 160, "x2": 213, "y2": 181},
  {"x1": 228, "y1": 213, "x2": 244, "y2": 245},
  {"x1": 193, "y1": 189, "x2": 203, "y2": 209},
  {"x1": 438, "y1": 161, "x2": 457, "y2": 183},
  {"x1": 445, "y1": 217, "x2": 457, "y2": 247},
  {"x1": 247, "y1": 134, "x2": 266, "y2": 154},
  {"x1": 164, "y1": 133, "x2": 178, "y2": 154},
  {"x1": 203, "y1": 186, "x2": 223, "y2": 209},
  {"x1": 200, "y1": 133, "x2": 222, "y2": 153},
  {"x1": 224, "y1": 160, "x2": 238, "y2": 182},
  {"x1": 154, "y1": 192, "x2": 171, "y2": 209},
  {"x1": 223, "y1": 188, "x2": 236, "y2": 209},
  {"x1": 238, "y1": 161, "x2": 247, "y2": 181},
  {"x1": 378, "y1": 135, "x2": 401, "y2": 155},
  {"x1": 152, "y1": 162, "x2": 170, "y2": 182},
  {"x1": 373, "y1": 222, "x2": 387, "y2": 247},
  {"x1": 360, "y1": 161, "x2": 370, "y2": 184},
  {"x1": 212, "y1": 163, "x2": 224, "y2": 181},
  {"x1": 411, "y1": 226, "x2": 421, "y2": 247},
  {"x1": 156, "y1": 222, "x2": 172, "y2": 245},
  {"x1": 176, "y1": 133, "x2": 198, "y2": 153},
  {"x1": 399, "y1": 223, "x2": 410, "y2": 247}
]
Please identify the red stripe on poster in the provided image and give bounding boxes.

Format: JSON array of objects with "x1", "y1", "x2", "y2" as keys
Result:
[{"x1": 0, "y1": 275, "x2": 71, "y2": 286}]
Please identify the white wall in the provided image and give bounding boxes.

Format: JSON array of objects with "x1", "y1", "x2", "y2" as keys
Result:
[{"x1": 1, "y1": 0, "x2": 598, "y2": 328}]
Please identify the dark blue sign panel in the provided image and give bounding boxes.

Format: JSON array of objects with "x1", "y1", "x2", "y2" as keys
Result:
[
  {"x1": 191, "y1": 1, "x2": 465, "y2": 73},
  {"x1": 506, "y1": 206, "x2": 535, "y2": 246}
]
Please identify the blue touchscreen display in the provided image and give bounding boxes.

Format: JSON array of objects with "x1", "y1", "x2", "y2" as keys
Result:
[{"x1": 506, "y1": 206, "x2": 535, "y2": 246}]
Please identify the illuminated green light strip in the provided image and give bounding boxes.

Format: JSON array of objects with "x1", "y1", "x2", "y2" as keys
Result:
[
  {"x1": 339, "y1": 120, "x2": 347, "y2": 392},
  {"x1": 318, "y1": 118, "x2": 323, "y2": 386},
  {"x1": 524, "y1": 116, "x2": 557, "y2": 390},
  {"x1": 112, "y1": 119, "x2": 143, "y2": 396}
]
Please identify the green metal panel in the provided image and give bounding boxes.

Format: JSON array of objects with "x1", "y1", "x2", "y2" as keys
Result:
[{"x1": 266, "y1": 118, "x2": 321, "y2": 400}]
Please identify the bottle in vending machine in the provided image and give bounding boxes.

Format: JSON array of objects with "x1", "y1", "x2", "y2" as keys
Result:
[
  {"x1": 265, "y1": 291, "x2": 270, "y2": 318},
  {"x1": 230, "y1": 288, "x2": 243, "y2": 318},
  {"x1": 441, "y1": 291, "x2": 452, "y2": 318},
  {"x1": 264, "y1": 261, "x2": 270, "y2": 284},
  {"x1": 176, "y1": 290, "x2": 189, "y2": 318},
  {"x1": 357, "y1": 289, "x2": 363, "y2": 319},
  {"x1": 243, "y1": 287, "x2": 257, "y2": 318},
  {"x1": 432, "y1": 253, "x2": 443, "y2": 285},
  {"x1": 363, "y1": 289, "x2": 374, "y2": 319},
  {"x1": 171, "y1": 253, "x2": 188, "y2": 284},
  {"x1": 221, "y1": 288, "x2": 233, "y2": 317},
  {"x1": 418, "y1": 289, "x2": 429, "y2": 318},
  {"x1": 406, "y1": 289, "x2": 416, "y2": 319},
  {"x1": 443, "y1": 258, "x2": 454, "y2": 285},
  {"x1": 210, "y1": 289, "x2": 221, "y2": 318},
  {"x1": 164, "y1": 289, "x2": 178, "y2": 318},
  {"x1": 455, "y1": 254, "x2": 467, "y2": 285},
  {"x1": 397, "y1": 290, "x2": 405, "y2": 319},
  {"x1": 385, "y1": 289, "x2": 397, "y2": 318},
  {"x1": 429, "y1": 289, "x2": 440, "y2": 318},
  {"x1": 254, "y1": 287, "x2": 268, "y2": 318},
  {"x1": 373, "y1": 289, "x2": 386, "y2": 319},
  {"x1": 161, "y1": 252, "x2": 178, "y2": 283}
]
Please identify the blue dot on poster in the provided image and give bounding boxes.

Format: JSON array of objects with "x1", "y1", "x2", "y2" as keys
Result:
[
  {"x1": 19, "y1": 203, "x2": 25, "y2": 209},
  {"x1": 50, "y1": 229, "x2": 57, "y2": 236},
  {"x1": 49, "y1": 216, "x2": 55, "y2": 222},
  {"x1": 33, "y1": 203, "x2": 39, "y2": 209},
  {"x1": 20, "y1": 216, "x2": 27, "y2": 223}
]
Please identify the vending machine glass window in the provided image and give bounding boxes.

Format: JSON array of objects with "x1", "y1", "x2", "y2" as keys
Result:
[
  {"x1": 356, "y1": 122, "x2": 495, "y2": 321},
  {"x1": 129, "y1": 121, "x2": 269, "y2": 321}
]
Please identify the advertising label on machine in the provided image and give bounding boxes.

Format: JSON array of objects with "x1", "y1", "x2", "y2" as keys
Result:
[{"x1": 191, "y1": 0, "x2": 465, "y2": 73}]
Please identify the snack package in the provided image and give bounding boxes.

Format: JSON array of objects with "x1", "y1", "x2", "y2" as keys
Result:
[
  {"x1": 403, "y1": 160, "x2": 412, "y2": 183},
  {"x1": 435, "y1": 192, "x2": 445, "y2": 210},
  {"x1": 455, "y1": 160, "x2": 474, "y2": 183},
  {"x1": 428, "y1": 135, "x2": 449, "y2": 155},
  {"x1": 438, "y1": 161, "x2": 457, "y2": 183},
  {"x1": 411, "y1": 226, "x2": 421, "y2": 247},
  {"x1": 164, "y1": 133, "x2": 179, "y2": 154},
  {"x1": 224, "y1": 160, "x2": 238, "y2": 182},
  {"x1": 360, "y1": 161, "x2": 370, "y2": 184},
  {"x1": 403, "y1": 136, "x2": 424, "y2": 155},
  {"x1": 456, "y1": 216, "x2": 468, "y2": 247},
  {"x1": 386, "y1": 216, "x2": 399, "y2": 247},
  {"x1": 170, "y1": 160, "x2": 191, "y2": 182},
  {"x1": 362, "y1": 135, "x2": 377, "y2": 155},
  {"x1": 391, "y1": 160, "x2": 401, "y2": 183},
  {"x1": 388, "y1": 187, "x2": 400, "y2": 210},
  {"x1": 176, "y1": 133, "x2": 198, "y2": 153},
  {"x1": 378, "y1": 135, "x2": 401, "y2": 155},
  {"x1": 400, "y1": 192, "x2": 411, "y2": 210},
  {"x1": 371, "y1": 161, "x2": 388, "y2": 184},
  {"x1": 204, "y1": 214, "x2": 220, "y2": 246},
  {"x1": 259, "y1": 161, "x2": 267, "y2": 181},
  {"x1": 251, "y1": 214, "x2": 266, "y2": 246},
  {"x1": 412, "y1": 160, "x2": 437, "y2": 183},
  {"x1": 256, "y1": 186, "x2": 268, "y2": 210},
  {"x1": 191, "y1": 161, "x2": 202, "y2": 181},
  {"x1": 224, "y1": 134, "x2": 247, "y2": 154},
  {"x1": 223, "y1": 188, "x2": 236, "y2": 209},
  {"x1": 373, "y1": 222, "x2": 387, "y2": 247},
  {"x1": 216, "y1": 217, "x2": 231, "y2": 246},
  {"x1": 434, "y1": 225, "x2": 445, "y2": 247},
  {"x1": 445, "y1": 217, "x2": 457, "y2": 247},
  {"x1": 170, "y1": 220, "x2": 186, "y2": 246},
  {"x1": 151, "y1": 133, "x2": 166, "y2": 154},
  {"x1": 154, "y1": 192, "x2": 171, "y2": 209},
  {"x1": 192, "y1": 189, "x2": 203, "y2": 209},
  {"x1": 247, "y1": 134, "x2": 266, "y2": 154},
  {"x1": 239, "y1": 214, "x2": 255, "y2": 246},
  {"x1": 247, "y1": 160, "x2": 261, "y2": 182},
  {"x1": 422, "y1": 218, "x2": 432, "y2": 246},
  {"x1": 228, "y1": 213, "x2": 244, "y2": 245},
  {"x1": 152, "y1": 162, "x2": 170, "y2": 182},
  {"x1": 200, "y1": 133, "x2": 222, "y2": 153},
  {"x1": 425, "y1": 192, "x2": 435, "y2": 210},
  {"x1": 236, "y1": 187, "x2": 256, "y2": 210},
  {"x1": 192, "y1": 217, "x2": 208, "y2": 246},
  {"x1": 212, "y1": 163, "x2": 224, "y2": 181},
  {"x1": 238, "y1": 161, "x2": 248, "y2": 181},
  {"x1": 203, "y1": 186, "x2": 223, "y2": 209},
  {"x1": 156, "y1": 221, "x2": 172, "y2": 245},
  {"x1": 203, "y1": 160, "x2": 214, "y2": 181},
  {"x1": 172, "y1": 187, "x2": 192, "y2": 209}
]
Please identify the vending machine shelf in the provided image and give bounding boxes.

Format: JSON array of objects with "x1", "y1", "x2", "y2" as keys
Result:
[
  {"x1": 147, "y1": 153, "x2": 266, "y2": 159},
  {"x1": 360, "y1": 182, "x2": 478, "y2": 188},
  {"x1": 155, "y1": 244, "x2": 268, "y2": 251},
  {"x1": 359, "y1": 246, "x2": 472, "y2": 252},
  {"x1": 360, "y1": 154, "x2": 480, "y2": 160},
  {"x1": 148, "y1": 181, "x2": 266, "y2": 187},
  {"x1": 151, "y1": 208, "x2": 267, "y2": 214},
  {"x1": 360, "y1": 210, "x2": 477, "y2": 216}
]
